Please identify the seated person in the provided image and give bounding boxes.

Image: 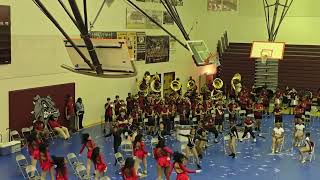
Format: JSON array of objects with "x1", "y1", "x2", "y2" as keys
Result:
[
  {"x1": 294, "y1": 119, "x2": 305, "y2": 147},
  {"x1": 48, "y1": 115, "x2": 70, "y2": 140},
  {"x1": 299, "y1": 132, "x2": 314, "y2": 163},
  {"x1": 272, "y1": 123, "x2": 284, "y2": 153}
]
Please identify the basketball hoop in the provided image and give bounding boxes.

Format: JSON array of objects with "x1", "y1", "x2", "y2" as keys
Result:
[
  {"x1": 259, "y1": 49, "x2": 272, "y2": 64},
  {"x1": 260, "y1": 54, "x2": 268, "y2": 64}
]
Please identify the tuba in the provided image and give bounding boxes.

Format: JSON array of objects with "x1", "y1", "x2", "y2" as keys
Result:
[
  {"x1": 187, "y1": 79, "x2": 196, "y2": 91},
  {"x1": 137, "y1": 79, "x2": 149, "y2": 96},
  {"x1": 170, "y1": 79, "x2": 182, "y2": 92},
  {"x1": 150, "y1": 73, "x2": 161, "y2": 93},
  {"x1": 213, "y1": 78, "x2": 223, "y2": 90},
  {"x1": 137, "y1": 71, "x2": 151, "y2": 96},
  {"x1": 231, "y1": 73, "x2": 242, "y2": 96}
]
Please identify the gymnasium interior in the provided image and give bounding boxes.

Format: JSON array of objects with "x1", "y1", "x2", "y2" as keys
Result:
[{"x1": 1, "y1": 0, "x2": 320, "y2": 180}]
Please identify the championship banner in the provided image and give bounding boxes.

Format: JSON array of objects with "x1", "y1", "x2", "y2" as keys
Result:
[
  {"x1": 208, "y1": 0, "x2": 238, "y2": 12},
  {"x1": 145, "y1": 36, "x2": 169, "y2": 64},
  {"x1": 0, "y1": 5, "x2": 11, "y2": 65}
]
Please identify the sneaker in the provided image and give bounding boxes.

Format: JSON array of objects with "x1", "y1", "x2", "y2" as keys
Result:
[
  {"x1": 253, "y1": 138, "x2": 257, "y2": 143},
  {"x1": 275, "y1": 150, "x2": 279, "y2": 153},
  {"x1": 196, "y1": 164, "x2": 202, "y2": 169},
  {"x1": 228, "y1": 153, "x2": 233, "y2": 156},
  {"x1": 231, "y1": 153, "x2": 236, "y2": 158},
  {"x1": 301, "y1": 159, "x2": 306, "y2": 163},
  {"x1": 240, "y1": 139, "x2": 243, "y2": 142},
  {"x1": 214, "y1": 139, "x2": 219, "y2": 143},
  {"x1": 272, "y1": 150, "x2": 275, "y2": 154},
  {"x1": 142, "y1": 170, "x2": 147, "y2": 175}
]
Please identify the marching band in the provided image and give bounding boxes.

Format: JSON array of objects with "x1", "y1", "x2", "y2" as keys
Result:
[{"x1": 100, "y1": 71, "x2": 317, "y2": 179}]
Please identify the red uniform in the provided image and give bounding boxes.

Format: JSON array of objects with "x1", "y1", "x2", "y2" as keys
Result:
[
  {"x1": 122, "y1": 168, "x2": 139, "y2": 180},
  {"x1": 34, "y1": 120, "x2": 45, "y2": 131},
  {"x1": 294, "y1": 105, "x2": 304, "y2": 118},
  {"x1": 28, "y1": 140, "x2": 40, "y2": 160},
  {"x1": 95, "y1": 154, "x2": 107, "y2": 173},
  {"x1": 228, "y1": 103, "x2": 237, "y2": 121},
  {"x1": 117, "y1": 115, "x2": 128, "y2": 128},
  {"x1": 153, "y1": 147, "x2": 173, "y2": 167},
  {"x1": 244, "y1": 117, "x2": 254, "y2": 127},
  {"x1": 79, "y1": 140, "x2": 96, "y2": 159},
  {"x1": 133, "y1": 141, "x2": 147, "y2": 159},
  {"x1": 171, "y1": 163, "x2": 196, "y2": 180},
  {"x1": 105, "y1": 103, "x2": 113, "y2": 117},
  {"x1": 49, "y1": 119, "x2": 62, "y2": 128},
  {"x1": 56, "y1": 167, "x2": 68, "y2": 180},
  {"x1": 40, "y1": 152, "x2": 53, "y2": 171},
  {"x1": 254, "y1": 103, "x2": 264, "y2": 119},
  {"x1": 66, "y1": 101, "x2": 75, "y2": 116}
]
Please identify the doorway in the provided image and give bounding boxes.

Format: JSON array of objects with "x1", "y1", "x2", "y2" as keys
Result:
[{"x1": 163, "y1": 72, "x2": 175, "y2": 97}]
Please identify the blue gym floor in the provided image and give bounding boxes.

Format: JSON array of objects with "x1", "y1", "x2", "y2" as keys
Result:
[{"x1": 1, "y1": 115, "x2": 320, "y2": 180}]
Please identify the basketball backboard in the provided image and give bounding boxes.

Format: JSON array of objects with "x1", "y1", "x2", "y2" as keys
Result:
[
  {"x1": 250, "y1": 41, "x2": 285, "y2": 60},
  {"x1": 187, "y1": 40, "x2": 220, "y2": 66},
  {"x1": 63, "y1": 39, "x2": 136, "y2": 77}
]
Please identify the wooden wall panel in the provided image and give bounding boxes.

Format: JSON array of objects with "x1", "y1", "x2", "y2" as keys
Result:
[
  {"x1": 221, "y1": 42, "x2": 320, "y2": 93},
  {"x1": 9, "y1": 83, "x2": 75, "y2": 133}
]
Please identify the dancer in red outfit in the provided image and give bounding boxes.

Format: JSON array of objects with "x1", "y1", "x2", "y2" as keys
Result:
[
  {"x1": 52, "y1": 156, "x2": 68, "y2": 180},
  {"x1": 170, "y1": 152, "x2": 201, "y2": 180},
  {"x1": 133, "y1": 133, "x2": 148, "y2": 175},
  {"x1": 39, "y1": 143, "x2": 54, "y2": 180},
  {"x1": 79, "y1": 133, "x2": 96, "y2": 176},
  {"x1": 27, "y1": 132, "x2": 41, "y2": 176},
  {"x1": 122, "y1": 157, "x2": 139, "y2": 180},
  {"x1": 153, "y1": 139, "x2": 173, "y2": 180},
  {"x1": 91, "y1": 147, "x2": 108, "y2": 180}
]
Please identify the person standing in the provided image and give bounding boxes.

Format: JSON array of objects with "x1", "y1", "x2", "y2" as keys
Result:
[
  {"x1": 65, "y1": 95, "x2": 77, "y2": 132},
  {"x1": 76, "y1": 98, "x2": 85, "y2": 130}
]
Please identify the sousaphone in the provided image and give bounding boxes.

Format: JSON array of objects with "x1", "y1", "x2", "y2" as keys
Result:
[
  {"x1": 150, "y1": 73, "x2": 161, "y2": 93},
  {"x1": 170, "y1": 79, "x2": 182, "y2": 92}
]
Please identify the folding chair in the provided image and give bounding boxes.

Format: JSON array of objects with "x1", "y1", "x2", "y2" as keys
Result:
[
  {"x1": 10, "y1": 130, "x2": 25, "y2": 146},
  {"x1": 21, "y1": 128, "x2": 31, "y2": 139},
  {"x1": 303, "y1": 111, "x2": 311, "y2": 127},
  {"x1": 75, "y1": 164, "x2": 92, "y2": 180},
  {"x1": 223, "y1": 134, "x2": 231, "y2": 155},
  {"x1": 151, "y1": 138, "x2": 159, "y2": 157},
  {"x1": 120, "y1": 134, "x2": 133, "y2": 153},
  {"x1": 16, "y1": 154, "x2": 29, "y2": 179},
  {"x1": 25, "y1": 165, "x2": 41, "y2": 180},
  {"x1": 307, "y1": 143, "x2": 316, "y2": 162},
  {"x1": 114, "y1": 152, "x2": 125, "y2": 174},
  {"x1": 67, "y1": 153, "x2": 84, "y2": 175}
]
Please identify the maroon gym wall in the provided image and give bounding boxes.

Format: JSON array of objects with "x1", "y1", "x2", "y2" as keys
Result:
[
  {"x1": 221, "y1": 43, "x2": 320, "y2": 93},
  {"x1": 9, "y1": 83, "x2": 75, "y2": 132}
]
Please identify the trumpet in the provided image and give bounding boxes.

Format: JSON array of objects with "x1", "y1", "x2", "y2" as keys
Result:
[{"x1": 170, "y1": 79, "x2": 182, "y2": 92}]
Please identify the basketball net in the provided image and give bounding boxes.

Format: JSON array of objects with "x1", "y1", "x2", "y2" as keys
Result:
[{"x1": 261, "y1": 54, "x2": 268, "y2": 64}]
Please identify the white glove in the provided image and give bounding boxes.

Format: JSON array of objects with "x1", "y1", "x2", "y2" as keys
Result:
[
  {"x1": 78, "y1": 154, "x2": 81, "y2": 157},
  {"x1": 196, "y1": 170, "x2": 202, "y2": 173}
]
